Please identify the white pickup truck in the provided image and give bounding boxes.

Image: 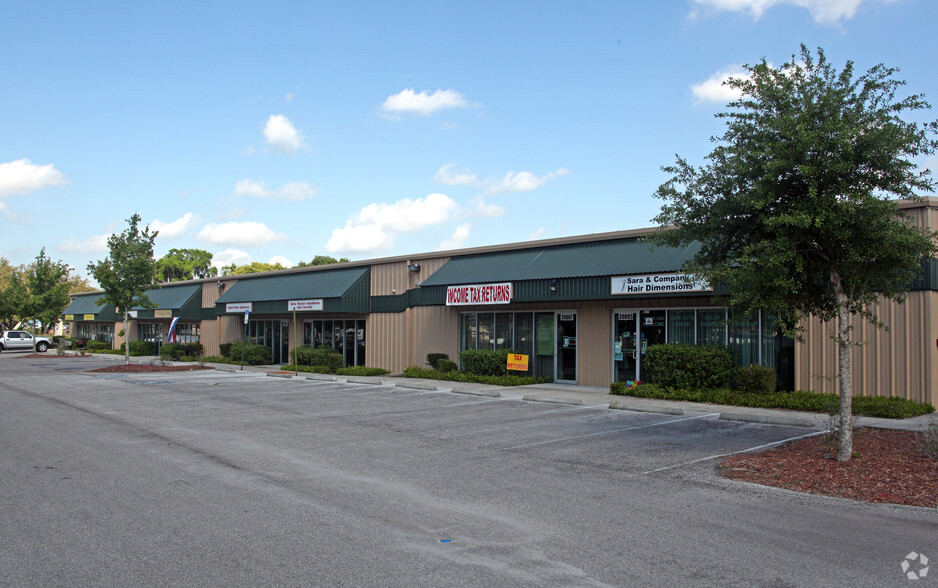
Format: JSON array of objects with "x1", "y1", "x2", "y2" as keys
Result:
[{"x1": 0, "y1": 330, "x2": 53, "y2": 353}]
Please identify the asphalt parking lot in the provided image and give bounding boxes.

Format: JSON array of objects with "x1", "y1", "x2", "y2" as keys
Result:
[{"x1": 2, "y1": 355, "x2": 936, "y2": 587}]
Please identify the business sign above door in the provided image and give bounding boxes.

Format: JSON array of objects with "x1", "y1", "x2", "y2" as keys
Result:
[
  {"x1": 445, "y1": 282, "x2": 512, "y2": 306},
  {"x1": 226, "y1": 302, "x2": 253, "y2": 313},
  {"x1": 611, "y1": 273, "x2": 711, "y2": 295},
  {"x1": 288, "y1": 299, "x2": 323, "y2": 311}
]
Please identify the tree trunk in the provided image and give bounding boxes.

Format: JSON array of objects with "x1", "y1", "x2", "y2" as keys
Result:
[
  {"x1": 832, "y1": 272, "x2": 853, "y2": 461},
  {"x1": 123, "y1": 310, "x2": 130, "y2": 364}
]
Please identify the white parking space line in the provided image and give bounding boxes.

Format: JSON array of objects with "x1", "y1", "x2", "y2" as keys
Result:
[
  {"x1": 499, "y1": 413, "x2": 721, "y2": 451},
  {"x1": 635, "y1": 429, "x2": 826, "y2": 476}
]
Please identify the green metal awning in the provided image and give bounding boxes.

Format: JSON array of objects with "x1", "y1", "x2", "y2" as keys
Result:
[
  {"x1": 62, "y1": 293, "x2": 119, "y2": 322},
  {"x1": 132, "y1": 284, "x2": 203, "y2": 319},
  {"x1": 419, "y1": 239, "x2": 702, "y2": 286},
  {"x1": 215, "y1": 266, "x2": 370, "y2": 314}
]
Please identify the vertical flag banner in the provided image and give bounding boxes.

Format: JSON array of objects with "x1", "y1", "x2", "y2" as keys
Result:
[{"x1": 168, "y1": 317, "x2": 179, "y2": 343}]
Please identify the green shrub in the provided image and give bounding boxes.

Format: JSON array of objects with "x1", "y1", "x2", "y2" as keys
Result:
[
  {"x1": 404, "y1": 366, "x2": 550, "y2": 386},
  {"x1": 437, "y1": 358, "x2": 458, "y2": 372},
  {"x1": 738, "y1": 365, "x2": 776, "y2": 394},
  {"x1": 426, "y1": 353, "x2": 449, "y2": 370},
  {"x1": 608, "y1": 382, "x2": 935, "y2": 419},
  {"x1": 643, "y1": 344, "x2": 735, "y2": 390},
  {"x1": 292, "y1": 346, "x2": 344, "y2": 372},
  {"x1": 336, "y1": 366, "x2": 390, "y2": 376},
  {"x1": 281, "y1": 364, "x2": 335, "y2": 374},
  {"x1": 219, "y1": 343, "x2": 233, "y2": 358},
  {"x1": 86, "y1": 340, "x2": 111, "y2": 351},
  {"x1": 228, "y1": 341, "x2": 271, "y2": 365},
  {"x1": 160, "y1": 342, "x2": 203, "y2": 361},
  {"x1": 459, "y1": 349, "x2": 515, "y2": 376},
  {"x1": 119, "y1": 340, "x2": 155, "y2": 356}
]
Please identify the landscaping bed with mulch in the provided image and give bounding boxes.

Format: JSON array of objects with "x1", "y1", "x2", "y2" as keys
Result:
[
  {"x1": 88, "y1": 364, "x2": 213, "y2": 373},
  {"x1": 721, "y1": 428, "x2": 938, "y2": 508}
]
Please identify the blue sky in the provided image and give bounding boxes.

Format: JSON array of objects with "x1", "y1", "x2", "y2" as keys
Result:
[{"x1": 3, "y1": 0, "x2": 936, "y2": 280}]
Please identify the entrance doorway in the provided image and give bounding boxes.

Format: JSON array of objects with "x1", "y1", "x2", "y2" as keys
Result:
[
  {"x1": 613, "y1": 309, "x2": 665, "y2": 383},
  {"x1": 556, "y1": 312, "x2": 577, "y2": 383}
]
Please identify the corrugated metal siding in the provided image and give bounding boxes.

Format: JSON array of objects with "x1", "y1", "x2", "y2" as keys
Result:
[
  {"x1": 371, "y1": 262, "x2": 409, "y2": 296},
  {"x1": 796, "y1": 291, "x2": 937, "y2": 405},
  {"x1": 576, "y1": 301, "x2": 614, "y2": 387},
  {"x1": 366, "y1": 312, "x2": 408, "y2": 372},
  {"x1": 200, "y1": 319, "x2": 220, "y2": 356},
  {"x1": 410, "y1": 306, "x2": 460, "y2": 370},
  {"x1": 216, "y1": 266, "x2": 369, "y2": 304},
  {"x1": 204, "y1": 280, "x2": 237, "y2": 308}
]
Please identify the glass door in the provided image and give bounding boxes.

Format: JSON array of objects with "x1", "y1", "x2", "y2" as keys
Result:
[
  {"x1": 638, "y1": 310, "x2": 666, "y2": 380},
  {"x1": 556, "y1": 313, "x2": 577, "y2": 383},
  {"x1": 614, "y1": 312, "x2": 637, "y2": 383}
]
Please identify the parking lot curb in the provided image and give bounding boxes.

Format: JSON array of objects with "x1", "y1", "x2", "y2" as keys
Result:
[
  {"x1": 305, "y1": 374, "x2": 336, "y2": 382},
  {"x1": 266, "y1": 372, "x2": 295, "y2": 379},
  {"x1": 395, "y1": 382, "x2": 438, "y2": 391},
  {"x1": 609, "y1": 401, "x2": 684, "y2": 415},
  {"x1": 718, "y1": 412, "x2": 816, "y2": 428},
  {"x1": 522, "y1": 395, "x2": 583, "y2": 405},
  {"x1": 346, "y1": 377, "x2": 383, "y2": 385},
  {"x1": 451, "y1": 388, "x2": 501, "y2": 397}
]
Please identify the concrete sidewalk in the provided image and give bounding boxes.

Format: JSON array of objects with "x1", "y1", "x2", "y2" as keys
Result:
[{"x1": 73, "y1": 351, "x2": 938, "y2": 432}]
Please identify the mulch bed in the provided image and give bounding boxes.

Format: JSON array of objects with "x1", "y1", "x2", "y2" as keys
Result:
[
  {"x1": 721, "y1": 428, "x2": 938, "y2": 508},
  {"x1": 88, "y1": 364, "x2": 213, "y2": 373}
]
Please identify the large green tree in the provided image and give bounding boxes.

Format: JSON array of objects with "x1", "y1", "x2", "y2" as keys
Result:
[
  {"x1": 296, "y1": 255, "x2": 350, "y2": 267},
  {"x1": 0, "y1": 260, "x2": 27, "y2": 331},
  {"x1": 21, "y1": 249, "x2": 72, "y2": 345},
  {"x1": 156, "y1": 248, "x2": 217, "y2": 282},
  {"x1": 653, "y1": 46, "x2": 938, "y2": 461},
  {"x1": 88, "y1": 214, "x2": 159, "y2": 363},
  {"x1": 220, "y1": 261, "x2": 287, "y2": 276}
]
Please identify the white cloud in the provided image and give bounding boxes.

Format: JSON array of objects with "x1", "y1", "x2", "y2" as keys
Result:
[
  {"x1": 380, "y1": 89, "x2": 475, "y2": 117},
  {"x1": 151, "y1": 212, "x2": 197, "y2": 238},
  {"x1": 689, "y1": 0, "x2": 880, "y2": 26},
  {"x1": 691, "y1": 66, "x2": 750, "y2": 103},
  {"x1": 233, "y1": 179, "x2": 317, "y2": 201},
  {"x1": 529, "y1": 228, "x2": 548, "y2": 240},
  {"x1": 470, "y1": 200, "x2": 506, "y2": 218},
  {"x1": 197, "y1": 221, "x2": 289, "y2": 246},
  {"x1": 438, "y1": 223, "x2": 471, "y2": 250},
  {"x1": 434, "y1": 164, "x2": 480, "y2": 187},
  {"x1": 269, "y1": 255, "x2": 293, "y2": 268},
  {"x1": 212, "y1": 248, "x2": 251, "y2": 268},
  {"x1": 326, "y1": 193, "x2": 457, "y2": 254},
  {"x1": 489, "y1": 168, "x2": 570, "y2": 194},
  {"x1": 436, "y1": 164, "x2": 570, "y2": 195},
  {"x1": 263, "y1": 114, "x2": 305, "y2": 153},
  {"x1": 0, "y1": 158, "x2": 68, "y2": 198},
  {"x1": 58, "y1": 234, "x2": 109, "y2": 253}
]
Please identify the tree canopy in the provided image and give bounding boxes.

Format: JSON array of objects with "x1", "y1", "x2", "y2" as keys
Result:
[
  {"x1": 653, "y1": 45, "x2": 938, "y2": 461},
  {"x1": 88, "y1": 214, "x2": 159, "y2": 362},
  {"x1": 21, "y1": 249, "x2": 72, "y2": 341},
  {"x1": 220, "y1": 261, "x2": 287, "y2": 276},
  {"x1": 296, "y1": 255, "x2": 350, "y2": 267},
  {"x1": 156, "y1": 248, "x2": 217, "y2": 282}
]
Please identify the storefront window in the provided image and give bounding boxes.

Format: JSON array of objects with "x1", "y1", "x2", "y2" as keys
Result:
[
  {"x1": 696, "y1": 309, "x2": 726, "y2": 346},
  {"x1": 494, "y1": 313, "x2": 512, "y2": 350},
  {"x1": 96, "y1": 324, "x2": 114, "y2": 344},
  {"x1": 300, "y1": 319, "x2": 366, "y2": 366},
  {"x1": 175, "y1": 323, "x2": 200, "y2": 343},
  {"x1": 513, "y1": 313, "x2": 533, "y2": 356},
  {"x1": 461, "y1": 314, "x2": 477, "y2": 350},
  {"x1": 728, "y1": 313, "x2": 760, "y2": 366},
  {"x1": 77, "y1": 323, "x2": 94, "y2": 339},
  {"x1": 667, "y1": 309, "x2": 695, "y2": 344},
  {"x1": 477, "y1": 313, "x2": 494, "y2": 349}
]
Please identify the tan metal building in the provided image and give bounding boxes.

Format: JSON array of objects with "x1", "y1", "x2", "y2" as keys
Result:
[{"x1": 64, "y1": 198, "x2": 938, "y2": 406}]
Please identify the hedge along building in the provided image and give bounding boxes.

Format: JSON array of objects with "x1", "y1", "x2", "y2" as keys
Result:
[{"x1": 62, "y1": 197, "x2": 938, "y2": 406}]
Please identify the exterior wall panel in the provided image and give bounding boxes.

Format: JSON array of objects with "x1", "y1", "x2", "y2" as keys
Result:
[
  {"x1": 409, "y1": 306, "x2": 460, "y2": 370},
  {"x1": 796, "y1": 291, "x2": 937, "y2": 406},
  {"x1": 204, "y1": 280, "x2": 238, "y2": 308},
  {"x1": 367, "y1": 312, "x2": 408, "y2": 372}
]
